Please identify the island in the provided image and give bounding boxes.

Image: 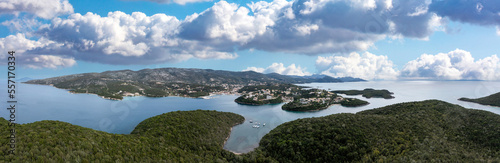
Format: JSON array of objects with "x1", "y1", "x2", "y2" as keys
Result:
[
  {"x1": 332, "y1": 88, "x2": 395, "y2": 99},
  {"x1": 339, "y1": 97, "x2": 370, "y2": 107},
  {"x1": 24, "y1": 68, "x2": 364, "y2": 100},
  {"x1": 2, "y1": 100, "x2": 499, "y2": 162},
  {"x1": 459, "y1": 92, "x2": 500, "y2": 107}
]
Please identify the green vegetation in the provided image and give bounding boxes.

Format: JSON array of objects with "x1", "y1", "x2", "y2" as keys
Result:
[
  {"x1": 0, "y1": 110, "x2": 246, "y2": 162},
  {"x1": 256, "y1": 100, "x2": 500, "y2": 162},
  {"x1": 332, "y1": 88, "x2": 395, "y2": 99},
  {"x1": 459, "y1": 92, "x2": 500, "y2": 107},
  {"x1": 282, "y1": 101, "x2": 330, "y2": 111},
  {"x1": 340, "y1": 98, "x2": 370, "y2": 107},
  {"x1": 234, "y1": 96, "x2": 283, "y2": 105},
  {"x1": 2, "y1": 100, "x2": 500, "y2": 162}
]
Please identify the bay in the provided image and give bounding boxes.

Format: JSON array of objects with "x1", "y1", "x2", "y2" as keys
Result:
[{"x1": 1, "y1": 81, "x2": 499, "y2": 154}]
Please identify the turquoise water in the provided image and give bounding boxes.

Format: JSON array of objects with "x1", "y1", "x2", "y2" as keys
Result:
[{"x1": 1, "y1": 81, "x2": 499, "y2": 153}]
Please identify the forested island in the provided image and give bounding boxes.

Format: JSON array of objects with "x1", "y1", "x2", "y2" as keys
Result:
[
  {"x1": 2, "y1": 100, "x2": 499, "y2": 162},
  {"x1": 332, "y1": 88, "x2": 395, "y2": 99},
  {"x1": 459, "y1": 92, "x2": 500, "y2": 107},
  {"x1": 24, "y1": 68, "x2": 364, "y2": 100}
]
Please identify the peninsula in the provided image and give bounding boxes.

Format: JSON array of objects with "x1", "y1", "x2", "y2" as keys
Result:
[{"x1": 459, "y1": 92, "x2": 500, "y2": 107}]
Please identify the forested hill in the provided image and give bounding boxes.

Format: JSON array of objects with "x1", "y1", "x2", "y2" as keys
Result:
[
  {"x1": 256, "y1": 100, "x2": 500, "y2": 162},
  {"x1": 24, "y1": 68, "x2": 364, "y2": 86},
  {"x1": 0, "y1": 110, "x2": 247, "y2": 162},
  {"x1": 3, "y1": 100, "x2": 498, "y2": 162}
]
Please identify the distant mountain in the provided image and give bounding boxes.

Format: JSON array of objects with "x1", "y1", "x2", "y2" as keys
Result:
[
  {"x1": 23, "y1": 68, "x2": 365, "y2": 99},
  {"x1": 25, "y1": 68, "x2": 364, "y2": 86}
]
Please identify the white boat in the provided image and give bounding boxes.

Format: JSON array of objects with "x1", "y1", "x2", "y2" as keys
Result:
[
  {"x1": 249, "y1": 120, "x2": 253, "y2": 123},
  {"x1": 263, "y1": 123, "x2": 266, "y2": 126}
]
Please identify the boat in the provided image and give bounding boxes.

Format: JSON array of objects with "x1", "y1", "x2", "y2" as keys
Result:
[
  {"x1": 263, "y1": 123, "x2": 266, "y2": 126},
  {"x1": 252, "y1": 125, "x2": 260, "y2": 128},
  {"x1": 249, "y1": 120, "x2": 253, "y2": 123}
]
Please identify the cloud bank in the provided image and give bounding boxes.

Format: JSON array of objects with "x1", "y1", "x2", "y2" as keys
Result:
[
  {"x1": 125, "y1": 0, "x2": 213, "y2": 5},
  {"x1": 1, "y1": 0, "x2": 499, "y2": 70},
  {"x1": 316, "y1": 52, "x2": 398, "y2": 80},
  {"x1": 400, "y1": 49, "x2": 500, "y2": 80},
  {"x1": 244, "y1": 63, "x2": 312, "y2": 76},
  {"x1": 0, "y1": 0, "x2": 73, "y2": 19}
]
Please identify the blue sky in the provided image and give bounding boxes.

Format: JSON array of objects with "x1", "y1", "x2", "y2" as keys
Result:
[{"x1": 1, "y1": 0, "x2": 500, "y2": 80}]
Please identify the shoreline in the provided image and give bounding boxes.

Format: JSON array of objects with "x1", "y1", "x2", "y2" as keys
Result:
[
  {"x1": 26, "y1": 83, "x2": 241, "y2": 101},
  {"x1": 223, "y1": 121, "x2": 244, "y2": 155}
]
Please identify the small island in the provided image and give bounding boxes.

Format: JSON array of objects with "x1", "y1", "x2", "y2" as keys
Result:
[
  {"x1": 459, "y1": 92, "x2": 500, "y2": 107},
  {"x1": 340, "y1": 98, "x2": 370, "y2": 107},
  {"x1": 332, "y1": 88, "x2": 394, "y2": 99}
]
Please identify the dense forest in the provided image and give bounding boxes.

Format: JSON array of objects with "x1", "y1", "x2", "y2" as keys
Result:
[
  {"x1": 340, "y1": 98, "x2": 370, "y2": 107},
  {"x1": 0, "y1": 110, "x2": 248, "y2": 162},
  {"x1": 256, "y1": 100, "x2": 500, "y2": 162},
  {"x1": 459, "y1": 92, "x2": 500, "y2": 107},
  {"x1": 332, "y1": 88, "x2": 395, "y2": 99},
  {"x1": 2, "y1": 100, "x2": 499, "y2": 162}
]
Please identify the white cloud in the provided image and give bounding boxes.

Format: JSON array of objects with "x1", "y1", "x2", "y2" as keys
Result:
[
  {"x1": 23, "y1": 55, "x2": 76, "y2": 69},
  {"x1": 497, "y1": 26, "x2": 500, "y2": 36},
  {"x1": 0, "y1": 0, "x2": 73, "y2": 19},
  {"x1": 400, "y1": 49, "x2": 500, "y2": 80},
  {"x1": 3, "y1": 0, "x2": 500, "y2": 68},
  {"x1": 125, "y1": 0, "x2": 212, "y2": 5},
  {"x1": 316, "y1": 52, "x2": 398, "y2": 80},
  {"x1": 0, "y1": 34, "x2": 75, "y2": 69},
  {"x1": 244, "y1": 63, "x2": 312, "y2": 76}
]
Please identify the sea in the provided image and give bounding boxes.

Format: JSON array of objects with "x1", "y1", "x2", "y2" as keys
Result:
[{"x1": 1, "y1": 81, "x2": 499, "y2": 153}]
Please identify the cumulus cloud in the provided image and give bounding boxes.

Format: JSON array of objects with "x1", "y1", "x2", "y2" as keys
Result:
[
  {"x1": 125, "y1": 0, "x2": 212, "y2": 5},
  {"x1": 179, "y1": 0, "x2": 443, "y2": 55},
  {"x1": 429, "y1": 0, "x2": 500, "y2": 26},
  {"x1": 497, "y1": 26, "x2": 500, "y2": 36},
  {"x1": 22, "y1": 55, "x2": 76, "y2": 69},
  {"x1": 0, "y1": 33, "x2": 75, "y2": 69},
  {"x1": 0, "y1": 0, "x2": 73, "y2": 19},
  {"x1": 244, "y1": 63, "x2": 312, "y2": 76},
  {"x1": 2, "y1": 0, "x2": 500, "y2": 68},
  {"x1": 316, "y1": 52, "x2": 398, "y2": 80},
  {"x1": 400, "y1": 49, "x2": 500, "y2": 80},
  {"x1": 34, "y1": 11, "x2": 237, "y2": 65}
]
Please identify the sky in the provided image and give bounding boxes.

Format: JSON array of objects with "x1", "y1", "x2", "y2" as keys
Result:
[{"x1": 1, "y1": 0, "x2": 500, "y2": 81}]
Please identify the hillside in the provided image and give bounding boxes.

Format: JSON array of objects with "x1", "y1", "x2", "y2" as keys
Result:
[
  {"x1": 24, "y1": 68, "x2": 364, "y2": 99},
  {"x1": 459, "y1": 92, "x2": 500, "y2": 107},
  {"x1": 255, "y1": 100, "x2": 500, "y2": 162},
  {"x1": 0, "y1": 110, "x2": 247, "y2": 162}
]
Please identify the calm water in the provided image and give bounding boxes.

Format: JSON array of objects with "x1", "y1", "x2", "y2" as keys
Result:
[{"x1": 1, "y1": 81, "x2": 499, "y2": 153}]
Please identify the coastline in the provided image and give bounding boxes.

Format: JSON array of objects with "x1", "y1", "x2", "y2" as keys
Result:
[
  {"x1": 25, "y1": 82, "x2": 241, "y2": 101},
  {"x1": 224, "y1": 122, "x2": 244, "y2": 155}
]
